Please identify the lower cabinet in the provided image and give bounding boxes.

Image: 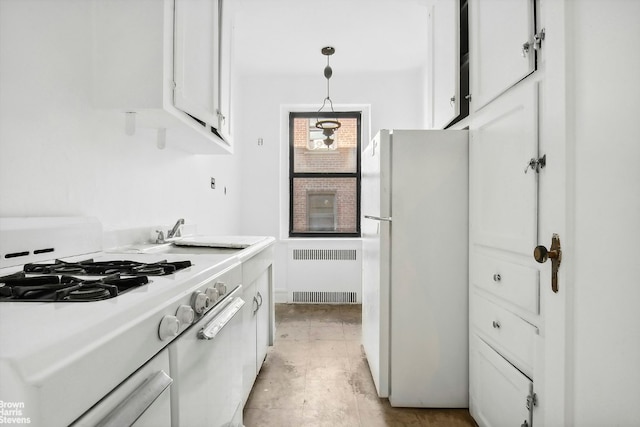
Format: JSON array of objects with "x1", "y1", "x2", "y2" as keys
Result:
[
  {"x1": 241, "y1": 246, "x2": 274, "y2": 404},
  {"x1": 470, "y1": 336, "x2": 534, "y2": 427},
  {"x1": 468, "y1": 79, "x2": 540, "y2": 426}
]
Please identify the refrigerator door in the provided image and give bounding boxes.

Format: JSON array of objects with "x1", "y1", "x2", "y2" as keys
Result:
[
  {"x1": 388, "y1": 129, "x2": 469, "y2": 407},
  {"x1": 361, "y1": 130, "x2": 391, "y2": 397}
]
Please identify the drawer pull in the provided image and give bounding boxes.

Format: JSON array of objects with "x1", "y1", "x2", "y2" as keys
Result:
[
  {"x1": 492, "y1": 320, "x2": 501, "y2": 329},
  {"x1": 493, "y1": 273, "x2": 501, "y2": 282}
]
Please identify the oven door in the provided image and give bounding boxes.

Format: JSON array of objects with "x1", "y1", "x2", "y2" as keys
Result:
[
  {"x1": 169, "y1": 287, "x2": 245, "y2": 427},
  {"x1": 71, "y1": 348, "x2": 172, "y2": 427}
]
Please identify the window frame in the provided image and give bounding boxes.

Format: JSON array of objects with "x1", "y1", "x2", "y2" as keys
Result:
[{"x1": 288, "y1": 111, "x2": 361, "y2": 238}]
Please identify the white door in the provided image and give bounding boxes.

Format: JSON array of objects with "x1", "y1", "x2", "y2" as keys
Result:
[
  {"x1": 430, "y1": 0, "x2": 459, "y2": 128},
  {"x1": 361, "y1": 130, "x2": 391, "y2": 398},
  {"x1": 469, "y1": 0, "x2": 535, "y2": 111},
  {"x1": 173, "y1": 0, "x2": 220, "y2": 126}
]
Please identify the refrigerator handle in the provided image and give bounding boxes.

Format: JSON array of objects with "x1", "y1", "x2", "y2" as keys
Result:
[{"x1": 364, "y1": 215, "x2": 392, "y2": 222}]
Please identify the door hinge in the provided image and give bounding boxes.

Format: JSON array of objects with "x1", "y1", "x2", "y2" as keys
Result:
[
  {"x1": 526, "y1": 392, "x2": 538, "y2": 410},
  {"x1": 534, "y1": 28, "x2": 546, "y2": 51},
  {"x1": 523, "y1": 384, "x2": 537, "y2": 427},
  {"x1": 525, "y1": 154, "x2": 546, "y2": 174}
]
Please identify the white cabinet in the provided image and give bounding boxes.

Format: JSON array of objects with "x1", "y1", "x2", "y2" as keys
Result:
[
  {"x1": 173, "y1": 0, "x2": 220, "y2": 126},
  {"x1": 470, "y1": 336, "x2": 534, "y2": 427},
  {"x1": 469, "y1": 0, "x2": 536, "y2": 111},
  {"x1": 469, "y1": 81, "x2": 541, "y2": 426},
  {"x1": 217, "y1": 0, "x2": 234, "y2": 143},
  {"x1": 469, "y1": 82, "x2": 539, "y2": 256},
  {"x1": 241, "y1": 245, "x2": 274, "y2": 404},
  {"x1": 173, "y1": 0, "x2": 234, "y2": 143},
  {"x1": 471, "y1": 292, "x2": 537, "y2": 378},
  {"x1": 430, "y1": 0, "x2": 459, "y2": 129},
  {"x1": 254, "y1": 270, "x2": 271, "y2": 372},
  {"x1": 91, "y1": 0, "x2": 233, "y2": 154},
  {"x1": 471, "y1": 252, "x2": 539, "y2": 315}
]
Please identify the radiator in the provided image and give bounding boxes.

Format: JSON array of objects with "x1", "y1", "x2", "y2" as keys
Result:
[
  {"x1": 292, "y1": 249, "x2": 357, "y2": 261},
  {"x1": 286, "y1": 247, "x2": 361, "y2": 304},
  {"x1": 292, "y1": 291, "x2": 358, "y2": 304}
]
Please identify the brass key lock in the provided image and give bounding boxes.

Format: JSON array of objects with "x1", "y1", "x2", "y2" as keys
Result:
[{"x1": 534, "y1": 233, "x2": 562, "y2": 293}]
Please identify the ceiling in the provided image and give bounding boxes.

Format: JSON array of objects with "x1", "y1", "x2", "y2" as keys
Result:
[{"x1": 233, "y1": 0, "x2": 431, "y2": 75}]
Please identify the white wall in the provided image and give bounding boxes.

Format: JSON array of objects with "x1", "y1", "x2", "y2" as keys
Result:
[
  {"x1": 0, "y1": 0, "x2": 241, "y2": 240},
  {"x1": 568, "y1": 1, "x2": 640, "y2": 424},
  {"x1": 235, "y1": 70, "x2": 426, "y2": 235},
  {"x1": 235, "y1": 70, "x2": 426, "y2": 300}
]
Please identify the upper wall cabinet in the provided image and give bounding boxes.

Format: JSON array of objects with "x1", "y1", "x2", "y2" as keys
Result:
[
  {"x1": 217, "y1": 0, "x2": 234, "y2": 143},
  {"x1": 469, "y1": 0, "x2": 537, "y2": 111},
  {"x1": 430, "y1": 0, "x2": 459, "y2": 129},
  {"x1": 92, "y1": 0, "x2": 233, "y2": 154},
  {"x1": 173, "y1": 0, "x2": 220, "y2": 127}
]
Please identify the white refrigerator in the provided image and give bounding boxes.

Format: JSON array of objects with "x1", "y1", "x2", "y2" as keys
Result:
[{"x1": 361, "y1": 129, "x2": 469, "y2": 407}]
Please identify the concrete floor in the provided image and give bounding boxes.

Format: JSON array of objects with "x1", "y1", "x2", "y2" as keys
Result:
[{"x1": 243, "y1": 304, "x2": 477, "y2": 427}]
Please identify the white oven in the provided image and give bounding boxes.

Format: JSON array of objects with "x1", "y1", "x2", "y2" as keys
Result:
[
  {"x1": 168, "y1": 285, "x2": 245, "y2": 426},
  {"x1": 71, "y1": 349, "x2": 173, "y2": 427},
  {"x1": 70, "y1": 273, "x2": 245, "y2": 427}
]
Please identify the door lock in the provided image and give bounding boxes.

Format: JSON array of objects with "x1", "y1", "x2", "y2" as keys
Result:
[{"x1": 534, "y1": 233, "x2": 562, "y2": 293}]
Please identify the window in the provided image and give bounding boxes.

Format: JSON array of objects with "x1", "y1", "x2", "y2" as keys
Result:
[
  {"x1": 289, "y1": 111, "x2": 361, "y2": 237},
  {"x1": 308, "y1": 192, "x2": 336, "y2": 231}
]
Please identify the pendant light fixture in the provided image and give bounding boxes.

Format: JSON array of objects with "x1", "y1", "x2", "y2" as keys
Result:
[{"x1": 315, "y1": 46, "x2": 341, "y2": 147}]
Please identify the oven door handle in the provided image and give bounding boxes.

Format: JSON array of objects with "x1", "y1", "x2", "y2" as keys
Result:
[
  {"x1": 94, "y1": 370, "x2": 172, "y2": 427},
  {"x1": 198, "y1": 296, "x2": 246, "y2": 340}
]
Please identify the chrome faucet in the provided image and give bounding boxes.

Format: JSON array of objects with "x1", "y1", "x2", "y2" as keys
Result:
[
  {"x1": 155, "y1": 218, "x2": 185, "y2": 244},
  {"x1": 167, "y1": 218, "x2": 185, "y2": 239}
]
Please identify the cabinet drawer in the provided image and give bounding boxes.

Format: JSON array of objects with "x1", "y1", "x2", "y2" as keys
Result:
[
  {"x1": 470, "y1": 335, "x2": 533, "y2": 427},
  {"x1": 472, "y1": 252, "x2": 539, "y2": 314},
  {"x1": 471, "y1": 292, "x2": 537, "y2": 376}
]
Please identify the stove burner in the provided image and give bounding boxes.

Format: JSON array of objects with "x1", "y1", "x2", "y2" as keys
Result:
[
  {"x1": 0, "y1": 257, "x2": 190, "y2": 302},
  {"x1": 23, "y1": 259, "x2": 192, "y2": 276}
]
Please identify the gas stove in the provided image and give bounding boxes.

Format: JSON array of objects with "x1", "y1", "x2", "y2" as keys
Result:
[
  {"x1": 0, "y1": 258, "x2": 192, "y2": 302},
  {"x1": 0, "y1": 217, "x2": 245, "y2": 426}
]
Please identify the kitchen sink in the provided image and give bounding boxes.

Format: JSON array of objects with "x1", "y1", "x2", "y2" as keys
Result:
[
  {"x1": 111, "y1": 243, "x2": 242, "y2": 256},
  {"x1": 146, "y1": 244, "x2": 242, "y2": 255},
  {"x1": 109, "y1": 236, "x2": 266, "y2": 256}
]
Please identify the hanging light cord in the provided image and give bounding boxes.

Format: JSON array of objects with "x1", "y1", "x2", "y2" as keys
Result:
[
  {"x1": 318, "y1": 54, "x2": 334, "y2": 114},
  {"x1": 316, "y1": 47, "x2": 341, "y2": 132}
]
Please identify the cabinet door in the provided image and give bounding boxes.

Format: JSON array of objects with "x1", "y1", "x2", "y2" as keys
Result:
[
  {"x1": 255, "y1": 268, "x2": 271, "y2": 373},
  {"x1": 241, "y1": 280, "x2": 258, "y2": 404},
  {"x1": 217, "y1": 0, "x2": 233, "y2": 142},
  {"x1": 469, "y1": 82, "x2": 538, "y2": 256},
  {"x1": 431, "y1": 0, "x2": 459, "y2": 129},
  {"x1": 470, "y1": 336, "x2": 533, "y2": 427},
  {"x1": 469, "y1": 0, "x2": 535, "y2": 110},
  {"x1": 173, "y1": 0, "x2": 220, "y2": 126}
]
